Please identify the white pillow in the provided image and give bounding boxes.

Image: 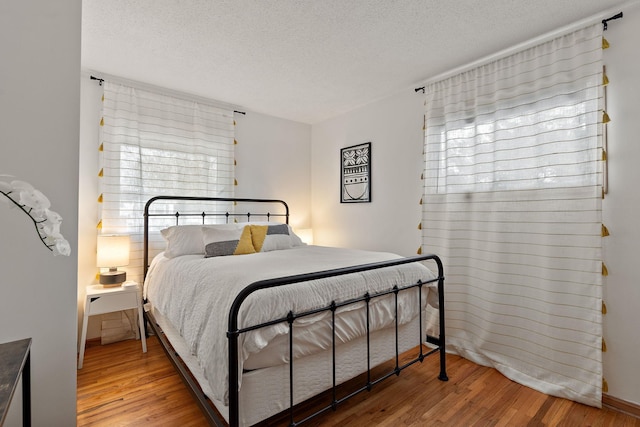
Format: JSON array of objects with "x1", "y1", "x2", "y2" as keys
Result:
[
  {"x1": 250, "y1": 224, "x2": 293, "y2": 252},
  {"x1": 160, "y1": 223, "x2": 239, "y2": 258}
]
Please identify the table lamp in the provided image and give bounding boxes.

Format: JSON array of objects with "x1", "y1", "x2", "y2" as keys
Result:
[{"x1": 97, "y1": 234, "x2": 130, "y2": 286}]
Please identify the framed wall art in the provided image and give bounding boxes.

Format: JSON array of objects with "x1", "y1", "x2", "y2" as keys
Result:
[{"x1": 340, "y1": 142, "x2": 371, "y2": 203}]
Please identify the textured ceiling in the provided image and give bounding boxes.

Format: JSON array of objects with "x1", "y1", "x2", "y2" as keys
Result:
[{"x1": 81, "y1": 0, "x2": 629, "y2": 124}]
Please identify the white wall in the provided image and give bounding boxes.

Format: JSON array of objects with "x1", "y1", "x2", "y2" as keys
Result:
[
  {"x1": 311, "y1": 90, "x2": 425, "y2": 257},
  {"x1": 235, "y1": 111, "x2": 312, "y2": 230},
  {"x1": 311, "y1": 12, "x2": 640, "y2": 406},
  {"x1": 601, "y1": 2, "x2": 640, "y2": 406},
  {"x1": 0, "y1": 1, "x2": 81, "y2": 426}
]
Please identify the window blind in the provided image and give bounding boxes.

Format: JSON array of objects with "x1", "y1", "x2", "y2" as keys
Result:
[{"x1": 99, "y1": 82, "x2": 236, "y2": 283}]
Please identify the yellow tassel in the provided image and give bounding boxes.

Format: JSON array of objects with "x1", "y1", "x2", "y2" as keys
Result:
[
  {"x1": 234, "y1": 159, "x2": 237, "y2": 166},
  {"x1": 97, "y1": 194, "x2": 103, "y2": 203},
  {"x1": 417, "y1": 247, "x2": 422, "y2": 255},
  {"x1": 99, "y1": 143, "x2": 103, "y2": 152},
  {"x1": 603, "y1": 72, "x2": 609, "y2": 86},
  {"x1": 234, "y1": 139, "x2": 238, "y2": 145},
  {"x1": 234, "y1": 179, "x2": 238, "y2": 186},
  {"x1": 602, "y1": 187, "x2": 605, "y2": 199},
  {"x1": 421, "y1": 173, "x2": 424, "y2": 180},
  {"x1": 418, "y1": 223, "x2": 422, "y2": 230},
  {"x1": 95, "y1": 272, "x2": 100, "y2": 281},
  {"x1": 602, "y1": 224, "x2": 610, "y2": 237},
  {"x1": 603, "y1": 378, "x2": 609, "y2": 393},
  {"x1": 419, "y1": 197, "x2": 423, "y2": 205},
  {"x1": 602, "y1": 301, "x2": 607, "y2": 314},
  {"x1": 100, "y1": 117, "x2": 104, "y2": 126},
  {"x1": 602, "y1": 338, "x2": 607, "y2": 352},
  {"x1": 233, "y1": 201, "x2": 237, "y2": 206},
  {"x1": 602, "y1": 150, "x2": 608, "y2": 161},
  {"x1": 233, "y1": 120, "x2": 236, "y2": 126},
  {"x1": 602, "y1": 262, "x2": 608, "y2": 276},
  {"x1": 603, "y1": 111, "x2": 611, "y2": 124},
  {"x1": 602, "y1": 37, "x2": 610, "y2": 49},
  {"x1": 101, "y1": 94, "x2": 104, "y2": 102},
  {"x1": 234, "y1": 218, "x2": 238, "y2": 223},
  {"x1": 96, "y1": 220, "x2": 102, "y2": 230},
  {"x1": 98, "y1": 168, "x2": 103, "y2": 177}
]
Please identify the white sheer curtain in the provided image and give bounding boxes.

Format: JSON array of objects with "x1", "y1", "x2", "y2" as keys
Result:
[
  {"x1": 99, "y1": 81, "x2": 236, "y2": 283},
  {"x1": 422, "y1": 24, "x2": 604, "y2": 406}
]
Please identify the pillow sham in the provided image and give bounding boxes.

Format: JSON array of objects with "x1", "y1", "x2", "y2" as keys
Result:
[
  {"x1": 161, "y1": 223, "x2": 239, "y2": 258},
  {"x1": 250, "y1": 224, "x2": 293, "y2": 252},
  {"x1": 203, "y1": 225, "x2": 256, "y2": 257}
]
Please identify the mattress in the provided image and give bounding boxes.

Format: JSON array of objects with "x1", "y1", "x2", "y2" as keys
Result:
[{"x1": 144, "y1": 244, "x2": 439, "y2": 409}]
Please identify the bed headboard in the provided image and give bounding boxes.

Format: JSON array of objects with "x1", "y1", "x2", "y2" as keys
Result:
[{"x1": 143, "y1": 196, "x2": 289, "y2": 278}]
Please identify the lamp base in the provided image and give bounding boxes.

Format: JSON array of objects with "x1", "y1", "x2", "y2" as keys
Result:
[{"x1": 99, "y1": 270, "x2": 126, "y2": 286}]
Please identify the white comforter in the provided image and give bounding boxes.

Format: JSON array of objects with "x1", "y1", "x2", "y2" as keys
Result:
[{"x1": 144, "y1": 245, "x2": 438, "y2": 405}]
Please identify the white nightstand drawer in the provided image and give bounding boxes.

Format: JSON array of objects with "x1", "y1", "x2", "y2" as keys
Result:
[
  {"x1": 88, "y1": 291, "x2": 138, "y2": 315},
  {"x1": 88, "y1": 292, "x2": 138, "y2": 316}
]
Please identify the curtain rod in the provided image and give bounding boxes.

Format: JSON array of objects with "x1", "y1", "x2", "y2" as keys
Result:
[
  {"x1": 602, "y1": 12, "x2": 623, "y2": 30},
  {"x1": 414, "y1": 6, "x2": 628, "y2": 93},
  {"x1": 88, "y1": 72, "x2": 246, "y2": 115}
]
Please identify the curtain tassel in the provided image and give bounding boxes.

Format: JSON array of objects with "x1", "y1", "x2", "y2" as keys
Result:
[
  {"x1": 602, "y1": 338, "x2": 607, "y2": 352},
  {"x1": 234, "y1": 139, "x2": 238, "y2": 145},
  {"x1": 96, "y1": 220, "x2": 102, "y2": 230},
  {"x1": 98, "y1": 142, "x2": 104, "y2": 152},
  {"x1": 602, "y1": 262, "x2": 609, "y2": 276},
  {"x1": 418, "y1": 222, "x2": 422, "y2": 230},
  {"x1": 602, "y1": 301, "x2": 607, "y2": 314},
  {"x1": 99, "y1": 117, "x2": 104, "y2": 126},
  {"x1": 602, "y1": 37, "x2": 610, "y2": 49},
  {"x1": 603, "y1": 72, "x2": 609, "y2": 86},
  {"x1": 97, "y1": 194, "x2": 103, "y2": 203},
  {"x1": 98, "y1": 168, "x2": 103, "y2": 177},
  {"x1": 419, "y1": 197, "x2": 423, "y2": 205},
  {"x1": 602, "y1": 150, "x2": 608, "y2": 161},
  {"x1": 234, "y1": 179, "x2": 238, "y2": 186},
  {"x1": 603, "y1": 111, "x2": 611, "y2": 124},
  {"x1": 602, "y1": 224, "x2": 610, "y2": 237},
  {"x1": 603, "y1": 378, "x2": 609, "y2": 393},
  {"x1": 417, "y1": 246, "x2": 422, "y2": 255}
]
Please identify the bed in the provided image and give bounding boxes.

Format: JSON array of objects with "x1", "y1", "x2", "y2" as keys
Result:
[{"x1": 142, "y1": 196, "x2": 447, "y2": 426}]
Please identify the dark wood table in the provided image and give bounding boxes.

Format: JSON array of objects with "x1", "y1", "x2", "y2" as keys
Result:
[{"x1": 0, "y1": 338, "x2": 31, "y2": 427}]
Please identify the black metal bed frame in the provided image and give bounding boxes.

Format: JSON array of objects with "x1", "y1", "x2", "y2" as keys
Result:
[{"x1": 143, "y1": 196, "x2": 447, "y2": 427}]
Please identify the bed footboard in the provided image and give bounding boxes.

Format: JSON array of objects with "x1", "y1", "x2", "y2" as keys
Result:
[{"x1": 227, "y1": 254, "x2": 446, "y2": 427}]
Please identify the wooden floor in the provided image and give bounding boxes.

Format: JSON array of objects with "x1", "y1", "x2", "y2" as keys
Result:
[{"x1": 77, "y1": 336, "x2": 640, "y2": 426}]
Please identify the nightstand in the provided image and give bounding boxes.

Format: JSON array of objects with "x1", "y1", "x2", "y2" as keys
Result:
[{"x1": 78, "y1": 284, "x2": 147, "y2": 369}]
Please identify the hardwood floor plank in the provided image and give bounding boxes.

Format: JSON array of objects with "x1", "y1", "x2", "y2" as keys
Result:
[{"x1": 78, "y1": 336, "x2": 640, "y2": 426}]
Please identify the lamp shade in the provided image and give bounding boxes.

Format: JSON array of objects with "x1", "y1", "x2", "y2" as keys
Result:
[{"x1": 97, "y1": 235, "x2": 130, "y2": 268}]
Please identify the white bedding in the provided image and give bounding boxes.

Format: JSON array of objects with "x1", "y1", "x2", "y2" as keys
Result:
[{"x1": 144, "y1": 245, "x2": 438, "y2": 405}]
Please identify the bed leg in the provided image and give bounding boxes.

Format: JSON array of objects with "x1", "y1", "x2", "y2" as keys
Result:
[{"x1": 436, "y1": 267, "x2": 448, "y2": 382}]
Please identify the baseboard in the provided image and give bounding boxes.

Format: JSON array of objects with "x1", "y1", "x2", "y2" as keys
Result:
[{"x1": 603, "y1": 394, "x2": 640, "y2": 419}]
